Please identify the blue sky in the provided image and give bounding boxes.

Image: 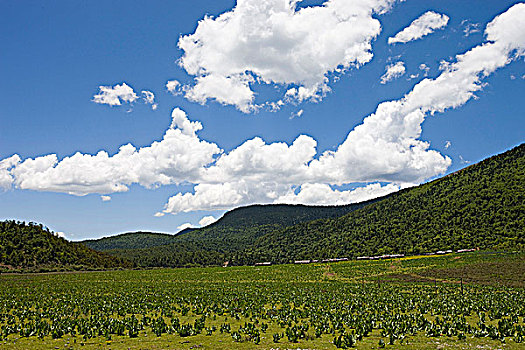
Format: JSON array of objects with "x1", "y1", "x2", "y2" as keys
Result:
[{"x1": 1, "y1": 0, "x2": 524, "y2": 240}]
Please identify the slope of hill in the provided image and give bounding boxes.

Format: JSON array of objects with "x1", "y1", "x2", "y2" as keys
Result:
[
  {"x1": 241, "y1": 143, "x2": 525, "y2": 264},
  {"x1": 0, "y1": 221, "x2": 132, "y2": 271},
  {"x1": 83, "y1": 231, "x2": 180, "y2": 251},
  {"x1": 82, "y1": 200, "x2": 382, "y2": 265},
  {"x1": 105, "y1": 242, "x2": 225, "y2": 268},
  {"x1": 174, "y1": 201, "x2": 382, "y2": 252}
]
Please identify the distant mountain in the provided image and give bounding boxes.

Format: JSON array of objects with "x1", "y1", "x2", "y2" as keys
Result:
[
  {"x1": 84, "y1": 202, "x2": 381, "y2": 253},
  {"x1": 83, "y1": 231, "x2": 179, "y2": 251},
  {"x1": 104, "y1": 242, "x2": 225, "y2": 268},
  {"x1": 174, "y1": 201, "x2": 382, "y2": 253},
  {"x1": 83, "y1": 201, "x2": 382, "y2": 267},
  {"x1": 241, "y1": 143, "x2": 525, "y2": 264},
  {"x1": 0, "y1": 221, "x2": 132, "y2": 271}
]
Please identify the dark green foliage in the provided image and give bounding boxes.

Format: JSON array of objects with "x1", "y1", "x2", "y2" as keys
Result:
[
  {"x1": 85, "y1": 200, "x2": 379, "y2": 267},
  {"x1": 176, "y1": 201, "x2": 379, "y2": 252},
  {"x1": 82, "y1": 231, "x2": 182, "y2": 251},
  {"x1": 0, "y1": 221, "x2": 131, "y2": 271},
  {"x1": 243, "y1": 143, "x2": 525, "y2": 264},
  {"x1": 105, "y1": 242, "x2": 226, "y2": 268}
]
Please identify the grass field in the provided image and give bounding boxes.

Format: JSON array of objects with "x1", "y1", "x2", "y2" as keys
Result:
[{"x1": 0, "y1": 252, "x2": 524, "y2": 349}]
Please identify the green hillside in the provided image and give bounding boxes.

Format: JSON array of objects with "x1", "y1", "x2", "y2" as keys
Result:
[
  {"x1": 83, "y1": 231, "x2": 180, "y2": 251},
  {"x1": 175, "y1": 201, "x2": 381, "y2": 252},
  {"x1": 83, "y1": 201, "x2": 381, "y2": 267},
  {"x1": 242, "y1": 143, "x2": 525, "y2": 264},
  {"x1": 106, "y1": 242, "x2": 225, "y2": 268},
  {"x1": 0, "y1": 221, "x2": 132, "y2": 272}
]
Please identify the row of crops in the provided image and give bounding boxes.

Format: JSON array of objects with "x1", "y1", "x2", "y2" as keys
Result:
[{"x1": 0, "y1": 254, "x2": 524, "y2": 349}]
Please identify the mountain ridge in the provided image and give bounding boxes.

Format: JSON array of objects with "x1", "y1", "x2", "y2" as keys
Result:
[{"x1": 83, "y1": 199, "x2": 385, "y2": 253}]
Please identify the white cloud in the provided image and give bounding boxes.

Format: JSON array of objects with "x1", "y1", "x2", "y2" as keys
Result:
[
  {"x1": 185, "y1": 74, "x2": 257, "y2": 113},
  {"x1": 154, "y1": 212, "x2": 165, "y2": 217},
  {"x1": 0, "y1": 155, "x2": 21, "y2": 189},
  {"x1": 380, "y1": 61, "x2": 406, "y2": 84},
  {"x1": 277, "y1": 183, "x2": 401, "y2": 205},
  {"x1": 162, "y1": 3, "x2": 525, "y2": 213},
  {"x1": 6, "y1": 108, "x2": 221, "y2": 195},
  {"x1": 388, "y1": 11, "x2": 449, "y2": 44},
  {"x1": 201, "y1": 135, "x2": 317, "y2": 185},
  {"x1": 198, "y1": 215, "x2": 217, "y2": 227},
  {"x1": 165, "y1": 181, "x2": 292, "y2": 213},
  {"x1": 55, "y1": 231, "x2": 66, "y2": 239},
  {"x1": 93, "y1": 83, "x2": 138, "y2": 106},
  {"x1": 101, "y1": 195, "x2": 111, "y2": 202},
  {"x1": 93, "y1": 83, "x2": 158, "y2": 110},
  {"x1": 141, "y1": 90, "x2": 158, "y2": 110},
  {"x1": 2, "y1": 4, "x2": 524, "y2": 215},
  {"x1": 178, "y1": 0, "x2": 396, "y2": 112},
  {"x1": 444, "y1": 140, "x2": 451, "y2": 149},
  {"x1": 166, "y1": 80, "x2": 182, "y2": 95},
  {"x1": 177, "y1": 223, "x2": 193, "y2": 231}
]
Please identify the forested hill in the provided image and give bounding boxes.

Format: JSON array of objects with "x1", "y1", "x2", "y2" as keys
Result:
[
  {"x1": 0, "y1": 221, "x2": 132, "y2": 271},
  {"x1": 174, "y1": 201, "x2": 383, "y2": 252},
  {"x1": 241, "y1": 143, "x2": 525, "y2": 264},
  {"x1": 82, "y1": 200, "x2": 382, "y2": 254},
  {"x1": 83, "y1": 231, "x2": 180, "y2": 251}
]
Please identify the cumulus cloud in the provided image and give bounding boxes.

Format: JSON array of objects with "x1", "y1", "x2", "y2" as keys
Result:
[
  {"x1": 277, "y1": 183, "x2": 401, "y2": 205},
  {"x1": 101, "y1": 195, "x2": 111, "y2": 202},
  {"x1": 4, "y1": 108, "x2": 221, "y2": 195},
  {"x1": 380, "y1": 61, "x2": 406, "y2": 84},
  {"x1": 178, "y1": 0, "x2": 396, "y2": 112},
  {"x1": 185, "y1": 74, "x2": 257, "y2": 113},
  {"x1": 0, "y1": 155, "x2": 21, "y2": 189},
  {"x1": 162, "y1": 3, "x2": 525, "y2": 213},
  {"x1": 93, "y1": 83, "x2": 138, "y2": 106},
  {"x1": 388, "y1": 11, "x2": 449, "y2": 44},
  {"x1": 166, "y1": 79, "x2": 182, "y2": 95},
  {"x1": 1, "y1": 4, "x2": 524, "y2": 215},
  {"x1": 198, "y1": 215, "x2": 217, "y2": 227},
  {"x1": 93, "y1": 83, "x2": 158, "y2": 110}
]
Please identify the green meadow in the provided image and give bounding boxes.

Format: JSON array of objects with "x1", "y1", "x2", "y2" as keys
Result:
[{"x1": 1, "y1": 252, "x2": 524, "y2": 350}]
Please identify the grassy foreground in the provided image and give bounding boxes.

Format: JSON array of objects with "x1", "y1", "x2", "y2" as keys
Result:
[{"x1": 0, "y1": 252, "x2": 524, "y2": 349}]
